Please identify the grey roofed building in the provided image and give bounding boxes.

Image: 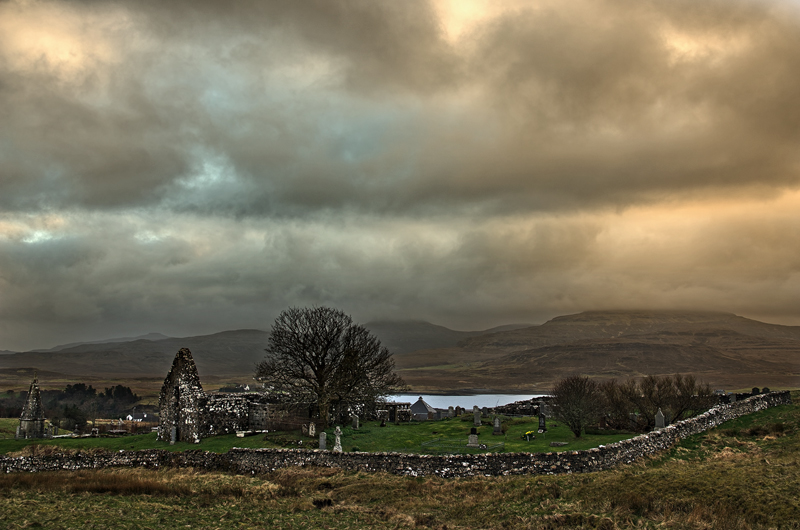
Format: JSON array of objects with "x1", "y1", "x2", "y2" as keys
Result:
[{"x1": 410, "y1": 397, "x2": 437, "y2": 421}]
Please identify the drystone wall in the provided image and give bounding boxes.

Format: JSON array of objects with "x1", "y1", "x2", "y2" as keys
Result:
[{"x1": 1, "y1": 391, "x2": 791, "y2": 478}]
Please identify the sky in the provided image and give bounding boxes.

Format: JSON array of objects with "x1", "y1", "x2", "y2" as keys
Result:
[{"x1": 2, "y1": 0, "x2": 800, "y2": 351}]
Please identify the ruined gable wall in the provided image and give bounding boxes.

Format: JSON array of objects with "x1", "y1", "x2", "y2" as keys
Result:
[
  {"x1": 157, "y1": 348, "x2": 205, "y2": 443},
  {"x1": 18, "y1": 378, "x2": 45, "y2": 439}
]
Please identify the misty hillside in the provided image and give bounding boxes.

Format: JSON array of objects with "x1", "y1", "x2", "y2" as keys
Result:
[
  {"x1": 0, "y1": 320, "x2": 511, "y2": 378},
  {"x1": 0, "y1": 330, "x2": 270, "y2": 378},
  {"x1": 30, "y1": 333, "x2": 174, "y2": 353},
  {"x1": 1, "y1": 311, "x2": 798, "y2": 391},
  {"x1": 364, "y1": 321, "x2": 529, "y2": 355},
  {"x1": 393, "y1": 311, "x2": 800, "y2": 391}
]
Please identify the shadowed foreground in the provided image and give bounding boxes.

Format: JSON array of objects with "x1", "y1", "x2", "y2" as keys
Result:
[{"x1": 1, "y1": 394, "x2": 799, "y2": 529}]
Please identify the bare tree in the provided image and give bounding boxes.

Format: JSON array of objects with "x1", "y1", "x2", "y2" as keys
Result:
[
  {"x1": 255, "y1": 307, "x2": 405, "y2": 426},
  {"x1": 552, "y1": 375, "x2": 600, "y2": 438},
  {"x1": 604, "y1": 374, "x2": 714, "y2": 431}
]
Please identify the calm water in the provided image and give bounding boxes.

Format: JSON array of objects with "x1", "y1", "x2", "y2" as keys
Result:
[{"x1": 389, "y1": 394, "x2": 547, "y2": 409}]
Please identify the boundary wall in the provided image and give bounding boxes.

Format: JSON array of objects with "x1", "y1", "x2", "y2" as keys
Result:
[{"x1": 1, "y1": 391, "x2": 791, "y2": 478}]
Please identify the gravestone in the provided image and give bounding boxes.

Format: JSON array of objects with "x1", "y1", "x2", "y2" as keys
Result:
[
  {"x1": 655, "y1": 408, "x2": 665, "y2": 429},
  {"x1": 308, "y1": 422, "x2": 316, "y2": 438},
  {"x1": 455, "y1": 406, "x2": 463, "y2": 417},
  {"x1": 319, "y1": 431, "x2": 327, "y2": 450},
  {"x1": 301, "y1": 424, "x2": 308, "y2": 436},
  {"x1": 538, "y1": 413, "x2": 547, "y2": 432},
  {"x1": 729, "y1": 393, "x2": 737, "y2": 402},
  {"x1": 629, "y1": 412, "x2": 638, "y2": 431},
  {"x1": 352, "y1": 415, "x2": 359, "y2": 430},
  {"x1": 473, "y1": 406, "x2": 481, "y2": 426},
  {"x1": 380, "y1": 419, "x2": 386, "y2": 427},
  {"x1": 493, "y1": 416, "x2": 502, "y2": 435},
  {"x1": 448, "y1": 406, "x2": 455, "y2": 418},
  {"x1": 467, "y1": 426, "x2": 479, "y2": 447},
  {"x1": 170, "y1": 426, "x2": 177, "y2": 445},
  {"x1": 333, "y1": 426, "x2": 343, "y2": 453}
]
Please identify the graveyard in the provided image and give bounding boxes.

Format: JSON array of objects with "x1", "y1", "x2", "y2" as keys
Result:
[{"x1": 0, "y1": 413, "x2": 635, "y2": 456}]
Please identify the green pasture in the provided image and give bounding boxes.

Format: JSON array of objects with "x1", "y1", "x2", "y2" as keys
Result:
[{"x1": 0, "y1": 414, "x2": 634, "y2": 455}]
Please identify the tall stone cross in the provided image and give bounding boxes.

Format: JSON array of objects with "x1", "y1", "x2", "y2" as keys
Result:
[{"x1": 333, "y1": 426, "x2": 343, "y2": 453}]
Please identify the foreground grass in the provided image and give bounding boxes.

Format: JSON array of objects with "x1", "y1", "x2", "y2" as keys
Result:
[{"x1": 1, "y1": 395, "x2": 799, "y2": 529}]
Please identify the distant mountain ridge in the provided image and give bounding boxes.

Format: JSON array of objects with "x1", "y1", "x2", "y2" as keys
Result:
[
  {"x1": 0, "y1": 329, "x2": 270, "y2": 378},
  {"x1": 1, "y1": 311, "x2": 798, "y2": 391},
  {"x1": 364, "y1": 320, "x2": 530, "y2": 355},
  {"x1": 29, "y1": 332, "x2": 173, "y2": 353},
  {"x1": 393, "y1": 310, "x2": 800, "y2": 391}
]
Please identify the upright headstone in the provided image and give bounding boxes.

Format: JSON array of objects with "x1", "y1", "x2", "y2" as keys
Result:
[
  {"x1": 308, "y1": 422, "x2": 316, "y2": 438},
  {"x1": 467, "y1": 427, "x2": 479, "y2": 447},
  {"x1": 538, "y1": 413, "x2": 547, "y2": 432},
  {"x1": 473, "y1": 406, "x2": 481, "y2": 426},
  {"x1": 319, "y1": 431, "x2": 327, "y2": 450},
  {"x1": 448, "y1": 406, "x2": 455, "y2": 418},
  {"x1": 629, "y1": 413, "x2": 638, "y2": 431},
  {"x1": 333, "y1": 426, "x2": 343, "y2": 453},
  {"x1": 493, "y1": 416, "x2": 502, "y2": 435},
  {"x1": 170, "y1": 426, "x2": 177, "y2": 445},
  {"x1": 352, "y1": 415, "x2": 359, "y2": 430},
  {"x1": 301, "y1": 424, "x2": 309, "y2": 436},
  {"x1": 729, "y1": 393, "x2": 737, "y2": 403},
  {"x1": 655, "y1": 408, "x2": 665, "y2": 429}
]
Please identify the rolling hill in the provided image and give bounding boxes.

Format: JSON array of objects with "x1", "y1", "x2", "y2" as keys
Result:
[
  {"x1": 392, "y1": 311, "x2": 800, "y2": 391},
  {"x1": 1, "y1": 310, "x2": 798, "y2": 392}
]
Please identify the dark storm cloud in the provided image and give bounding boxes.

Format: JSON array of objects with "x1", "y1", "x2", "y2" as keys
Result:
[
  {"x1": 3, "y1": 0, "x2": 800, "y2": 350},
  {"x1": 3, "y1": 0, "x2": 800, "y2": 217}
]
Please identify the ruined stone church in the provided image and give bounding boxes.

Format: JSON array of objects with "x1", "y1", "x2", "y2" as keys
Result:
[{"x1": 157, "y1": 348, "x2": 272, "y2": 443}]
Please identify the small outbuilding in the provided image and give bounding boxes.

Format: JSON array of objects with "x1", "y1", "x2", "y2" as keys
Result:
[{"x1": 410, "y1": 397, "x2": 437, "y2": 421}]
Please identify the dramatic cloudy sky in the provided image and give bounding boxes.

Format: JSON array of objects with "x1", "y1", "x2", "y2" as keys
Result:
[{"x1": 2, "y1": 0, "x2": 800, "y2": 351}]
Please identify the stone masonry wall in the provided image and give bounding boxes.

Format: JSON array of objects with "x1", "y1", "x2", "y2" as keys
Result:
[
  {"x1": 1, "y1": 392, "x2": 791, "y2": 478},
  {"x1": 198, "y1": 393, "x2": 274, "y2": 437}
]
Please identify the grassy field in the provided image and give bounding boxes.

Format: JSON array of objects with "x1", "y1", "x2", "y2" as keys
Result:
[
  {"x1": 0, "y1": 395, "x2": 798, "y2": 529},
  {"x1": 0, "y1": 414, "x2": 634, "y2": 455}
]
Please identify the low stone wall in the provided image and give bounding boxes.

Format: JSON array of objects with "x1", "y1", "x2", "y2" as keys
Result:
[{"x1": 1, "y1": 392, "x2": 791, "y2": 478}]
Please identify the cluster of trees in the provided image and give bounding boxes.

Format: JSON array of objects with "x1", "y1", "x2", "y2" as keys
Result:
[
  {"x1": 0, "y1": 383, "x2": 141, "y2": 429},
  {"x1": 553, "y1": 374, "x2": 715, "y2": 438},
  {"x1": 256, "y1": 306, "x2": 406, "y2": 427}
]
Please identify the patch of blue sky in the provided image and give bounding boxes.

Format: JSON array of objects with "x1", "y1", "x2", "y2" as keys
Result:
[
  {"x1": 177, "y1": 150, "x2": 240, "y2": 191},
  {"x1": 22, "y1": 230, "x2": 57, "y2": 244},
  {"x1": 318, "y1": 100, "x2": 418, "y2": 164}
]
